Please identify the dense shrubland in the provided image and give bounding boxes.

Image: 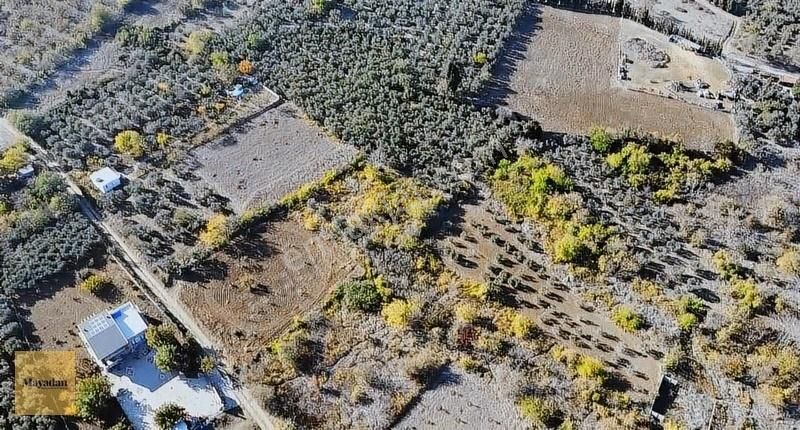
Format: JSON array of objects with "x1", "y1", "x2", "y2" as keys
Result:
[
  {"x1": 0, "y1": 166, "x2": 102, "y2": 291},
  {"x1": 734, "y1": 75, "x2": 800, "y2": 147},
  {"x1": 490, "y1": 154, "x2": 622, "y2": 273},
  {"x1": 589, "y1": 128, "x2": 734, "y2": 202},
  {"x1": 30, "y1": 0, "x2": 539, "y2": 193},
  {"x1": 738, "y1": 0, "x2": 800, "y2": 66}
]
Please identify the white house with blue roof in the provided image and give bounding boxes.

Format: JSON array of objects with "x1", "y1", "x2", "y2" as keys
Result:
[{"x1": 78, "y1": 302, "x2": 147, "y2": 369}]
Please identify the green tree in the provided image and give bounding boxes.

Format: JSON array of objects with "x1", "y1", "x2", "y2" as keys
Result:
[
  {"x1": 145, "y1": 325, "x2": 178, "y2": 349},
  {"x1": 6, "y1": 110, "x2": 41, "y2": 135},
  {"x1": 338, "y1": 279, "x2": 384, "y2": 312},
  {"x1": 589, "y1": 127, "x2": 613, "y2": 153},
  {"x1": 154, "y1": 344, "x2": 178, "y2": 373},
  {"x1": 154, "y1": 403, "x2": 186, "y2": 430},
  {"x1": 27, "y1": 171, "x2": 65, "y2": 205},
  {"x1": 75, "y1": 376, "x2": 112, "y2": 420}
]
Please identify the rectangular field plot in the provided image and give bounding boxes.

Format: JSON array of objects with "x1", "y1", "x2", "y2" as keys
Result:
[
  {"x1": 177, "y1": 218, "x2": 359, "y2": 366},
  {"x1": 502, "y1": 6, "x2": 735, "y2": 149},
  {"x1": 191, "y1": 102, "x2": 358, "y2": 213}
]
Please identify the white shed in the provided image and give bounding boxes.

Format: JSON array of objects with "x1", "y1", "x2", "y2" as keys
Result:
[{"x1": 90, "y1": 167, "x2": 122, "y2": 194}]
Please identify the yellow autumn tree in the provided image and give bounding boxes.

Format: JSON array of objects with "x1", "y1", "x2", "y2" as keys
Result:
[
  {"x1": 238, "y1": 59, "x2": 254, "y2": 75},
  {"x1": 198, "y1": 214, "x2": 229, "y2": 249},
  {"x1": 113, "y1": 130, "x2": 145, "y2": 158},
  {"x1": 0, "y1": 142, "x2": 28, "y2": 174}
]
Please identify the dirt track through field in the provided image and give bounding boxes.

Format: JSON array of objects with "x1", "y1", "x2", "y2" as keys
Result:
[{"x1": 502, "y1": 6, "x2": 735, "y2": 148}]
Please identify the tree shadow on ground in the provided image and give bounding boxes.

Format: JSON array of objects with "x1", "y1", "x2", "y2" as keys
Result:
[{"x1": 477, "y1": 3, "x2": 543, "y2": 107}]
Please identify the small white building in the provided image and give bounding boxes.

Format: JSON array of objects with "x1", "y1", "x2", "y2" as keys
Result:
[
  {"x1": 89, "y1": 167, "x2": 122, "y2": 194},
  {"x1": 78, "y1": 302, "x2": 147, "y2": 369},
  {"x1": 17, "y1": 165, "x2": 34, "y2": 179}
]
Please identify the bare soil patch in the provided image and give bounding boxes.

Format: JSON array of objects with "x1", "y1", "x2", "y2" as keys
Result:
[
  {"x1": 192, "y1": 103, "x2": 358, "y2": 213},
  {"x1": 177, "y1": 218, "x2": 358, "y2": 366},
  {"x1": 396, "y1": 364, "x2": 527, "y2": 430},
  {"x1": 620, "y1": 20, "x2": 734, "y2": 111},
  {"x1": 503, "y1": 6, "x2": 734, "y2": 148},
  {"x1": 441, "y1": 201, "x2": 662, "y2": 399},
  {"x1": 19, "y1": 257, "x2": 162, "y2": 362}
]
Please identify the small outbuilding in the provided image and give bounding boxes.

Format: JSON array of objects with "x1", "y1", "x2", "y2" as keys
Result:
[
  {"x1": 90, "y1": 167, "x2": 122, "y2": 194},
  {"x1": 17, "y1": 165, "x2": 35, "y2": 179}
]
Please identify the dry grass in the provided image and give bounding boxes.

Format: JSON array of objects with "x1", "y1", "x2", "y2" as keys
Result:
[
  {"x1": 178, "y1": 218, "x2": 358, "y2": 366},
  {"x1": 192, "y1": 103, "x2": 358, "y2": 214},
  {"x1": 504, "y1": 6, "x2": 735, "y2": 149}
]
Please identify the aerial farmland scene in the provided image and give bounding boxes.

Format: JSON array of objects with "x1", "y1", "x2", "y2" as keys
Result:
[{"x1": 0, "y1": 0, "x2": 798, "y2": 429}]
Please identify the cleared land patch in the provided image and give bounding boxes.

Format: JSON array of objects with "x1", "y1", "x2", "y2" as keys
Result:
[
  {"x1": 177, "y1": 218, "x2": 358, "y2": 366},
  {"x1": 192, "y1": 103, "x2": 358, "y2": 213},
  {"x1": 441, "y1": 201, "x2": 661, "y2": 400},
  {"x1": 396, "y1": 365, "x2": 527, "y2": 430},
  {"x1": 628, "y1": 0, "x2": 736, "y2": 41},
  {"x1": 620, "y1": 20, "x2": 733, "y2": 110},
  {"x1": 503, "y1": 6, "x2": 734, "y2": 148}
]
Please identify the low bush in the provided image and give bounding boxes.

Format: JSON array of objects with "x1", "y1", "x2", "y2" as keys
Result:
[
  {"x1": 776, "y1": 249, "x2": 800, "y2": 275},
  {"x1": 495, "y1": 308, "x2": 536, "y2": 339},
  {"x1": 575, "y1": 355, "x2": 606, "y2": 382},
  {"x1": 381, "y1": 299, "x2": 418, "y2": 329},
  {"x1": 459, "y1": 279, "x2": 490, "y2": 302},
  {"x1": 518, "y1": 395, "x2": 559, "y2": 426},
  {"x1": 676, "y1": 312, "x2": 699, "y2": 331},
  {"x1": 712, "y1": 250, "x2": 740, "y2": 280},
  {"x1": 611, "y1": 307, "x2": 644, "y2": 332},
  {"x1": 454, "y1": 302, "x2": 479, "y2": 323},
  {"x1": 79, "y1": 274, "x2": 108, "y2": 295},
  {"x1": 730, "y1": 278, "x2": 763, "y2": 314},
  {"x1": 198, "y1": 214, "x2": 230, "y2": 249},
  {"x1": 403, "y1": 352, "x2": 444, "y2": 386}
]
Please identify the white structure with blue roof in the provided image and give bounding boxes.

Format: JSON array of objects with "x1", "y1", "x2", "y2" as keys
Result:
[{"x1": 79, "y1": 302, "x2": 147, "y2": 369}]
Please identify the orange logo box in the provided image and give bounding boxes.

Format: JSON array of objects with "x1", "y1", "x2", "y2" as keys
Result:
[{"x1": 15, "y1": 350, "x2": 77, "y2": 416}]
